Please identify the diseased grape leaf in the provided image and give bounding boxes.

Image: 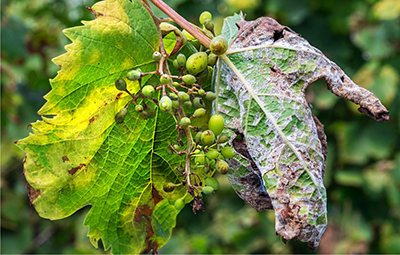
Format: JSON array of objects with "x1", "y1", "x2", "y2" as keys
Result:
[
  {"x1": 15, "y1": 0, "x2": 187, "y2": 253},
  {"x1": 216, "y1": 16, "x2": 389, "y2": 249}
]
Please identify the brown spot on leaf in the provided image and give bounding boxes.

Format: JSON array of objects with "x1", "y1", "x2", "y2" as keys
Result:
[
  {"x1": 86, "y1": 7, "x2": 104, "y2": 18},
  {"x1": 62, "y1": 156, "x2": 70, "y2": 162},
  {"x1": 68, "y1": 164, "x2": 86, "y2": 175},
  {"x1": 116, "y1": 92, "x2": 123, "y2": 100},
  {"x1": 26, "y1": 183, "x2": 41, "y2": 204},
  {"x1": 89, "y1": 115, "x2": 98, "y2": 124}
]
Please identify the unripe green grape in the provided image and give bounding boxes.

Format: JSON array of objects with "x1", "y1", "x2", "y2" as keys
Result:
[
  {"x1": 192, "y1": 108, "x2": 206, "y2": 118},
  {"x1": 194, "y1": 153, "x2": 206, "y2": 166},
  {"x1": 208, "y1": 53, "x2": 218, "y2": 66},
  {"x1": 142, "y1": 85, "x2": 155, "y2": 98},
  {"x1": 173, "y1": 59, "x2": 179, "y2": 70},
  {"x1": 174, "y1": 198, "x2": 185, "y2": 210},
  {"x1": 208, "y1": 114, "x2": 224, "y2": 136},
  {"x1": 193, "y1": 97, "x2": 205, "y2": 108},
  {"x1": 199, "y1": 11, "x2": 212, "y2": 25},
  {"x1": 140, "y1": 105, "x2": 155, "y2": 119},
  {"x1": 177, "y1": 53, "x2": 186, "y2": 68},
  {"x1": 160, "y1": 74, "x2": 171, "y2": 85},
  {"x1": 182, "y1": 74, "x2": 196, "y2": 85},
  {"x1": 163, "y1": 182, "x2": 176, "y2": 192},
  {"x1": 202, "y1": 186, "x2": 214, "y2": 194},
  {"x1": 206, "y1": 149, "x2": 219, "y2": 159},
  {"x1": 115, "y1": 78, "x2": 127, "y2": 91},
  {"x1": 153, "y1": 51, "x2": 162, "y2": 62},
  {"x1": 195, "y1": 132, "x2": 202, "y2": 143},
  {"x1": 115, "y1": 108, "x2": 128, "y2": 124},
  {"x1": 178, "y1": 91, "x2": 189, "y2": 102},
  {"x1": 172, "y1": 100, "x2": 180, "y2": 109},
  {"x1": 193, "y1": 149, "x2": 201, "y2": 154},
  {"x1": 201, "y1": 130, "x2": 215, "y2": 145},
  {"x1": 180, "y1": 117, "x2": 191, "y2": 127},
  {"x1": 173, "y1": 81, "x2": 180, "y2": 88},
  {"x1": 159, "y1": 96, "x2": 173, "y2": 113},
  {"x1": 195, "y1": 68, "x2": 209, "y2": 84},
  {"x1": 205, "y1": 91, "x2": 216, "y2": 101},
  {"x1": 221, "y1": 146, "x2": 236, "y2": 158},
  {"x1": 186, "y1": 52, "x2": 208, "y2": 75},
  {"x1": 218, "y1": 135, "x2": 229, "y2": 143},
  {"x1": 169, "y1": 93, "x2": 178, "y2": 100},
  {"x1": 198, "y1": 89, "x2": 205, "y2": 96},
  {"x1": 210, "y1": 36, "x2": 228, "y2": 55},
  {"x1": 127, "y1": 70, "x2": 141, "y2": 81},
  {"x1": 183, "y1": 101, "x2": 192, "y2": 109},
  {"x1": 173, "y1": 144, "x2": 180, "y2": 151},
  {"x1": 204, "y1": 19, "x2": 214, "y2": 32},
  {"x1": 205, "y1": 177, "x2": 220, "y2": 190},
  {"x1": 135, "y1": 104, "x2": 144, "y2": 112},
  {"x1": 215, "y1": 159, "x2": 229, "y2": 174}
]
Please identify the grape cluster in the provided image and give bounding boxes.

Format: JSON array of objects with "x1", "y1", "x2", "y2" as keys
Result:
[{"x1": 112, "y1": 11, "x2": 231, "y2": 213}]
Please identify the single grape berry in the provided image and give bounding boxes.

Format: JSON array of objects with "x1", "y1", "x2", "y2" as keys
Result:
[
  {"x1": 160, "y1": 74, "x2": 171, "y2": 85},
  {"x1": 199, "y1": 11, "x2": 212, "y2": 25},
  {"x1": 159, "y1": 96, "x2": 173, "y2": 113},
  {"x1": 183, "y1": 101, "x2": 192, "y2": 109},
  {"x1": 192, "y1": 108, "x2": 206, "y2": 118},
  {"x1": 163, "y1": 182, "x2": 176, "y2": 192},
  {"x1": 205, "y1": 177, "x2": 220, "y2": 190},
  {"x1": 198, "y1": 89, "x2": 205, "y2": 96},
  {"x1": 173, "y1": 144, "x2": 180, "y2": 151},
  {"x1": 174, "y1": 198, "x2": 185, "y2": 210},
  {"x1": 186, "y1": 52, "x2": 208, "y2": 75},
  {"x1": 173, "y1": 59, "x2": 179, "y2": 70},
  {"x1": 208, "y1": 114, "x2": 224, "y2": 136},
  {"x1": 194, "y1": 153, "x2": 206, "y2": 166},
  {"x1": 115, "y1": 79, "x2": 127, "y2": 91},
  {"x1": 173, "y1": 81, "x2": 180, "y2": 88},
  {"x1": 215, "y1": 159, "x2": 229, "y2": 174},
  {"x1": 180, "y1": 117, "x2": 191, "y2": 127},
  {"x1": 208, "y1": 53, "x2": 218, "y2": 66},
  {"x1": 115, "y1": 108, "x2": 128, "y2": 124},
  {"x1": 142, "y1": 85, "x2": 155, "y2": 98},
  {"x1": 201, "y1": 130, "x2": 215, "y2": 145},
  {"x1": 205, "y1": 92, "x2": 216, "y2": 101},
  {"x1": 135, "y1": 104, "x2": 144, "y2": 112},
  {"x1": 221, "y1": 147, "x2": 236, "y2": 158},
  {"x1": 218, "y1": 135, "x2": 229, "y2": 143},
  {"x1": 202, "y1": 186, "x2": 214, "y2": 194},
  {"x1": 169, "y1": 93, "x2": 178, "y2": 100},
  {"x1": 178, "y1": 91, "x2": 190, "y2": 102},
  {"x1": 195, "y1": 132, "x2": 202, "y2": 143},
  {"x1": 204, "y1": 19, "x2": 214, "y2": 32},
  {"x1": 177, "y1": 53, "x2": 186, "y2": 68},
  {"x1": 206, "y1": 149, "x2": 219, "y2": 160},
  {"x1": 172, "y1": 100, "x2": 180, "y2": 109},
  {"x1": 210, "y1": 36, "x2": 228, "y2": 55},
  {"x1": 153, "y1": 51, "x2": 162, "y2": 62},
  {"x1": 140, "y1": 105, "x2": 155, "y2": 119},
  {"x1": 195, "y1": 68, "x2": 209, "y2": 84},
  {"x1": 182, "y1": 74, "x2": 196, "y2": 85},
  {"x1": 127, "y1": 69, "x2": 141, "y2": 81},
  {"x1": 193, "y1": 97, "x2": 205, "y2": 108}
]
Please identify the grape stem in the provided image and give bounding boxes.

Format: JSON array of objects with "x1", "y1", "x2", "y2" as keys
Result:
[{"x1": 149, "y1": 0, "x2": 211, "y2": 47}]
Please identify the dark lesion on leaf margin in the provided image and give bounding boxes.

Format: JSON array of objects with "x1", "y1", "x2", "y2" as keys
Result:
[
  {"x1": 86, "y1": 7, "x2": 104, "y2": 18},
  {"x1": 26, "y1": 183, "x2": 41, "y2": 204},
  {"x1": 68, "y1": 163, "x2": 86, "y2": 175},
  {"x1": 134, "y1": 186, "x2": 163, "y2": 254}
]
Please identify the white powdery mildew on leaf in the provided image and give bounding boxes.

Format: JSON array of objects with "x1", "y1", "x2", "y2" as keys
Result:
[{"x1": 217, "y1": 16, "x2": 388, "y2": 249}]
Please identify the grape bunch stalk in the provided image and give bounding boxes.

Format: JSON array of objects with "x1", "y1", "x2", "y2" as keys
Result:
[{"x1": 113, "y1": 11, "x2": 233, "y2": 212}]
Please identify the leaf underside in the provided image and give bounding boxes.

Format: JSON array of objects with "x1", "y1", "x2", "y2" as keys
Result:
[
  {"x1": 16, "y1": 0, "x2": 188, "y2": 253},
  {"x1": 217, "y1": 16, "x2": 389, "y2": 249}
]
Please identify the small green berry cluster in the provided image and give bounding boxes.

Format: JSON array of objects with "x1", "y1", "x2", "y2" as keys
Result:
[{"x1": 112, "y1": 11, "x2": 233, "y2": 213}]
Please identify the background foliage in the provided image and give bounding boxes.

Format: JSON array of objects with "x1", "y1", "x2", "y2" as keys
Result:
[{"x1": 1, "y1": 0, "x2": 399, "y2": 253}]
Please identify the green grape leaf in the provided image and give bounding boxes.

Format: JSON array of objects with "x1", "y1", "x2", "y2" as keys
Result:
[
  {"x1": 15, "y1": 0, "x2": 186, "y2": 253},
  {"x1": 216, "y1": 16, "x2": 389, "y2": 249}
]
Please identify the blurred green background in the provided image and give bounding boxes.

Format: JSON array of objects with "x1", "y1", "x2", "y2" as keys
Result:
[{"x1": 1, "y1": 0, "x2": 399, "y2": 253}]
